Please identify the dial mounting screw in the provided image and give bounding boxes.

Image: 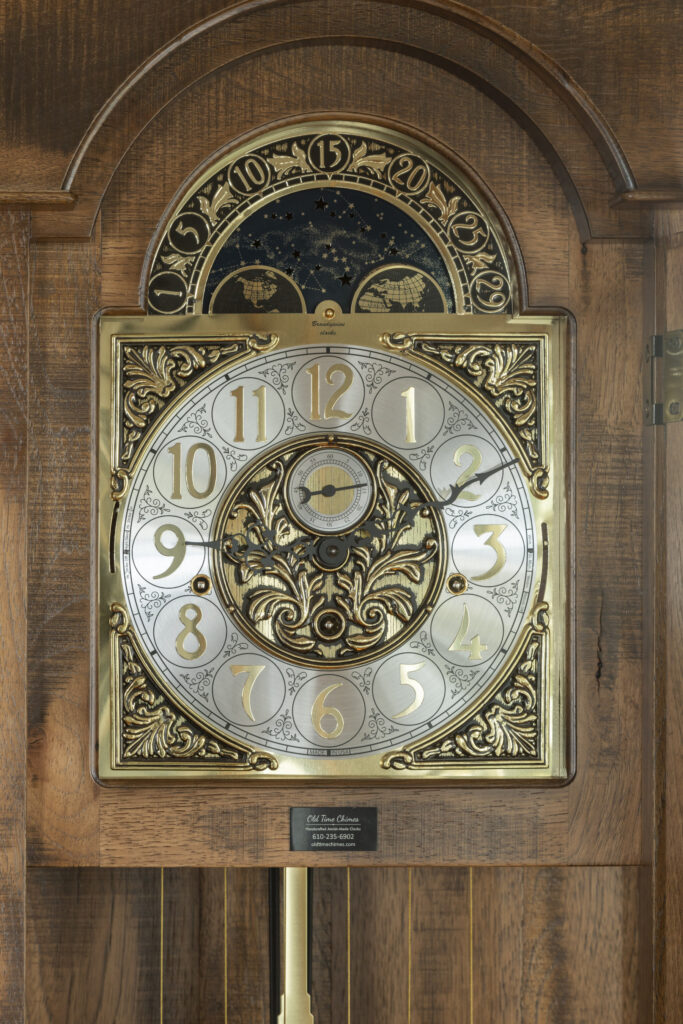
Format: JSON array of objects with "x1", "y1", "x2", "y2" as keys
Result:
[
  {"x1": 447, "y1": 573, "x2": 468, "y2": 596},
  {"x1": 191, "y1": 574, "x2": 212, "y2": 596}
]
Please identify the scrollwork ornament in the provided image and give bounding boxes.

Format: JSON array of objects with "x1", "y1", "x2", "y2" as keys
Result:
[
  {"x1": 531, "y1": 600, "x2": 550, "y2": 634},
  {"x1": 110, "y1": 605, "x2": 276, "y2": 770},
  {"x1": 217, "y1": 443, "x2": 445, "y2": 664},
  {"x1": 110, "y1": 468, "x2": 130, "y2": 501},
  {"x1": 115, "y1": 337, "x2": 269, "y2": 470},
  {"x1": 247, "y1": 332, "x2": 280, "y2": 353},
  {"x1": 531, "y1": 466, "x2": 550, "y2": 500},
  {"x1": 383, "y1": 629, "x2": 544, "y2": 769},
  {"x1": 408, "y1": 337, "x2": 545, "y2": 489},
  {"x1": 381, "y1": 749, "x2": 415, "y2": 770},
  {"x1": 381, "y1": 332, "x2": 415, "y2": 352}
]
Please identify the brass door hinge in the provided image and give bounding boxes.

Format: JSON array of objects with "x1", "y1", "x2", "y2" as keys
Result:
[{"x1": 646, "y1": 331, "x2": 683, "y2": 425}]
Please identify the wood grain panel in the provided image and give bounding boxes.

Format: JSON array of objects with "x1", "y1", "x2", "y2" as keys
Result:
[
  {"x1": 349, "y1": 868, "x2": 410, "y2": 1024},
  {"x1": 197, "y1": 869, "x2": 229, "y2": 1024},
  {"x1": 162, "y1": 868, "x2": 200, "y2": 1023},
  {"x1": 472, "y1": 867, "x2": 640, "y2": 1024},
  {"x1": 161, "y1": 868, "x2": 227, "y2": 1023},
  {"x1": 26, "y1": 867, "x2": 162, "y2": 1024},
  {"x1": 652, "y1": 210, "x2": 683, "y2": 1024},
  {"x1": 567, "y1": 239, "x2": 646, "y2": 863},
  {"x1": 410, "y1": 867, "x2": 469, "y2": 1024},
  {"x1": 26, "y1": 236, "x2": 102, "y2": 866},
  {"x1": 1, "y1": 0, "x2": 680, "y2": 198},
  {"x1": 225, "y1": 868, "x2": 272, "y2": 1024},
  {"x1": 0, "y1": 210, "x2": 29, "y2": 1024},
  {"x1": 662, "y1": 376, "x2": 683, "y2": 1024},
  {"x1": 24, "y1": 1, "x2": 654, "y2": 242}
]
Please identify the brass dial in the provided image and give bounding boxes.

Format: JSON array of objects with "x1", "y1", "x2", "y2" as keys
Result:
[{"x1": 99, "y1": 312, "x2": 568, "y2": 781}]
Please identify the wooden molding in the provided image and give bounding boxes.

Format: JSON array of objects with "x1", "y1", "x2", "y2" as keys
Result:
[
  {"x1": 611, "y1": 188, "x2": 683, "y2": 208},
  {"x1": 0, "y1": 191, "x2": 75, "y2": 209}
]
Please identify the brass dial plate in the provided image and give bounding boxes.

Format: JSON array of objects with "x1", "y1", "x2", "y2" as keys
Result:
[{"x1": 97, "y1": 312, "x2": 569, "y2": 781}]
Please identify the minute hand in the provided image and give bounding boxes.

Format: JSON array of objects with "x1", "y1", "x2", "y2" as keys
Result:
[
  {"x1": 418, "y1": 456, "x2": 520, "y2": 510},
  {"x1": 298, "y1": 481, "x2": 368, "y2": 502}
]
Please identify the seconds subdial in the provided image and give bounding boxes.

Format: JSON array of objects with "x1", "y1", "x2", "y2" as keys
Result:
[{"x1": 286, "y1": 445, "x2": 375, "y2": 534}]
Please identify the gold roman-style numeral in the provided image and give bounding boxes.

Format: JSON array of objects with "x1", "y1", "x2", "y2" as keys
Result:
[
  {"x1": 394, "y1": 663, "x2": 425, "y2": 718},
  {"x1": 230, "y1": 664, "x2": 266, "y2": 721},
  {"x1": 175, "y1": 603, "x2": 207, "y2": 660},
  {"x1": 311, "y1": 683, "x2": 345, "y2": 739},
  {"x1": 449, "y1": 603, "x2": 488, "y2": 661},
  {"x1": 168, "y1": 442, "x2": 217, "y2": 500},
  {"x1": 472, "y1": 523, "x2": 508, "y2": 580},
  {"x1": 306, "y1": 362, "x2": 354, "y2": 420}
]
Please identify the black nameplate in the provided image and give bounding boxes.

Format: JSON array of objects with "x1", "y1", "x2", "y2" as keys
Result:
[{"x1": 290, "y1": 807, "x2": 378, "y2": 851}]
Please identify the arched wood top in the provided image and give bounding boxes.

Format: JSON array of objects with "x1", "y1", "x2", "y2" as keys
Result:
[
  {"x1": 63, "y1": 0, "x2": 635, "y2": 197},
  {"x1": 19, "y1": 0, "x2": 649, "y2": 242}
]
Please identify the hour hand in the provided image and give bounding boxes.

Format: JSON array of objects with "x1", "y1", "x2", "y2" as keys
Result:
[
  {"x1": 185, "y1": 534, "x2": 251, "y2": 556},
  {"x1": 418, "y1": 456, "x2": 519, "y2": 509},
  {"x1": 185, "y1": 538, "x2": 224, "y2": 551}
]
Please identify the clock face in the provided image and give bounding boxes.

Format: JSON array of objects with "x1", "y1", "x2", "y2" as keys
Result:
[
  {"x1": 100, "y1": 125, "x2": 566, "y2": 780},
  {"x1": 115, "y1": 334, "x2": 539, "y2": 761}
]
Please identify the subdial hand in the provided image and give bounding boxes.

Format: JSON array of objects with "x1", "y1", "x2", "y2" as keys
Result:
[
  {"x1": 417, "y1": 456, "x2": 520, "y2": 510},
  {"x1": 297, "y1": 481, "x2": 368, "y2": 503}
]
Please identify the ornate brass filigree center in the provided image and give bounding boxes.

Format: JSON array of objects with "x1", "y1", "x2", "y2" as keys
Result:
[{"x1": 213, "y1": 437, "x2": 446, "y2": 666}]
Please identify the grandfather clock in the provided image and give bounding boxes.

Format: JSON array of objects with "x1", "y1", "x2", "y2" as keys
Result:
[{"x1": 1, "y1": 2, "x2": 681, "y2": 1021}]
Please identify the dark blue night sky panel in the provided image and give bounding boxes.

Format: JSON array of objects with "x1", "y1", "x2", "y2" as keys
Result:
[{"x1": 201, "y1": 186, "x2": 456, "y2": 314}]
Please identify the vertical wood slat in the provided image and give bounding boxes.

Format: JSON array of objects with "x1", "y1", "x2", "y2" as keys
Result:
[
  {"x1": 349, "y1": 868, "x2": 410, "y2": 1024},
  {"x1": 225, "y1": 868, "x2": 272, "y2": 1024},
  {"x1": 0, "y1": 210, "x2": 29, "y2": 1024},
  {"x1": 161, "y1": 868, "x2": 227, "y2": 1023},
  {"x1": 410, "y1": 867, "x2": 470, "y2": 1024},
  {"x1": 310, "y1": 868, "x2": 349, "y2": 1024},
  {"x1": 471, "y1": 867, "x2": 640, "y2": 1024},
  {"x1": 26, "y1": 236, "x2": 101, "y2": 866},
  {"x1": 26, "y1": 867, "x2": 162, "y2": 1024},
  {"x1": 652, "y1": 209, "x2": 683, "y2": 1024}
]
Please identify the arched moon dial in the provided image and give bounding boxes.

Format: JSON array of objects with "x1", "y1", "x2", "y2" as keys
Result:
[{"x1": 286, "y1": 446, "x2": 374, "y2": 535}]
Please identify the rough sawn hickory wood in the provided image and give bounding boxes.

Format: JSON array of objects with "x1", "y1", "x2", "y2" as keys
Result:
[
  {"x1": 0, "y1": 211, "x2": 29, "y2": 1024},
  {"x1": 1, "y1": 1, "x2": 682, "y2": 1021}
]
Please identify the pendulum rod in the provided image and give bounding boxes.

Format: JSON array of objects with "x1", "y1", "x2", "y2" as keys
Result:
[{"x1": 277, "y1": 868, "x2": 315, "y2": 1024}]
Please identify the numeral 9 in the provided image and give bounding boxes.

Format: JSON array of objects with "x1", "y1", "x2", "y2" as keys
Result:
[{"x1": 153, "y1": 524, "x2": 186, "y2": 578}]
